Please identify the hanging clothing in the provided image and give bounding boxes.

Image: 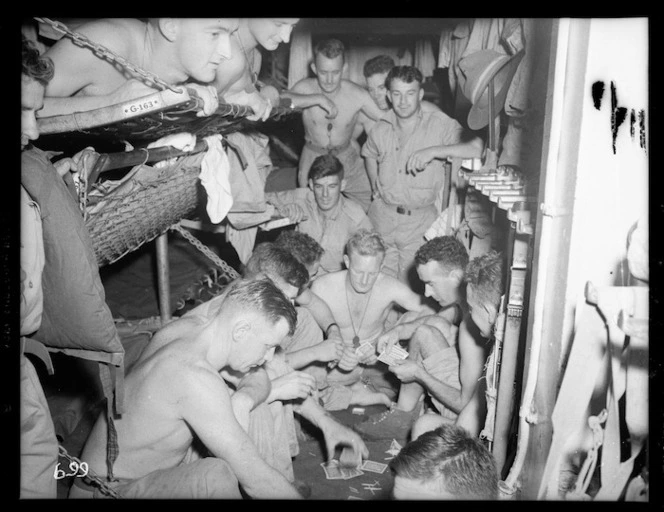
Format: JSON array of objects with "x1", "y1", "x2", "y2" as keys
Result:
[
  {"x1": 414, "y1": 38, "x2": 436, "y2": 78},
  {"x1": 288, "y1": 28, "x2": 313, "y2": 89}
]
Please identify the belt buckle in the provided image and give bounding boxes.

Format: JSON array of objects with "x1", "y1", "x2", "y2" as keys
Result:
[{"x1": 396, "y1": 206, "x2": 410, "y2": 215}]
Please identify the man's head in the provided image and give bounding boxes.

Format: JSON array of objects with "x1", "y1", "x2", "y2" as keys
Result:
[
  {"x1": 222, "y1": 277, "x2": 297, "y2": 372},
  {"x1": 344, "y1": 230, "x2": 386, "y2": 294},
  {"x1": 308, "y1": 154, "x2": 346, "y2": 213},
  {"x1": 311, "y1": 38, "x2": 346, "y2": 94},
  {"x1": 464, "y1": 251, "x2": 504, "y2": 338},
  {"x1": 363, "y1": 54, "x2": 395, "y2": 111},
  {"x1": 244, "y1": 242, "x2": 309, "y2": 300},
  {"x1": 153, "y1": 18, "x2": 240, "y2": 83},
  {"x1": 390, "y1": 424, "x2": 499, "y2": 500},
  {"x1": 22, "y1": 35, "x2": 54, "y2": 150},
  {"x1": 415, "y1": 236, "x2": 469, "y2": 308},
  {"x1": 247, "y1": 18, "x2": 300, "y2": 51},
  {"x1": 274, "y1": 230, "x2": 324, "y2": 281},
  {"x1": 386, "y1": 65, "x2": 424, "y2": 120}
]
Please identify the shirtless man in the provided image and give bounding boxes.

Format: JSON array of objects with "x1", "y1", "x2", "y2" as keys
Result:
[
  {"x1": 69, "y1": 278, "x2": 305, "y2": 499},
  {"x1": 310, "y1": 230, "x2": 433, "y2": 411},
  {"x1": 355, "y1": 242, "x2": 499, "y2": 444},
  {"x1": 282, "y1": 38, "x2": 386, "y2": 212},
  {"x1": 211, "y1": 18, "x2": 299, "y2": 121},
  {"x1": 41, "y1": 18, "x2": 239, "y2": 118}
]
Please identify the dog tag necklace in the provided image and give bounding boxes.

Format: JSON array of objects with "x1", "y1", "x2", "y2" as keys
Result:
[{"x1": 345, "y1": 278, "x2": 374, "y2": 347}]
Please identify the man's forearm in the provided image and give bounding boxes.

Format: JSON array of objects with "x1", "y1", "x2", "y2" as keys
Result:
[
  {"x1": 233, "y1": 367, "x2": 271, "y2": 410},
  {"x1": 417, "y1": 369, "x2": 464, "y2": 414}
]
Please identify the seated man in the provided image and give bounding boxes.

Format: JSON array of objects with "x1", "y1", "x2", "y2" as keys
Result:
[
  {"x1": 211, "y1": 18, "x2": 300, "y2": 121},
  {"x1": 281, "y1": 38, "x2": 386, "y2": 211},
  {"x1": 390, "y1": 424, "x2": 499, "y2": 500},
  {"x1": 266, "y1": 154, "x2": 374, "y2": 277},
  {"x1": 273, "y1": 230, "x2": 324, "y2": 282},
  {"x1": 41, "y1": 18, "x2": 239, "y2": 117},
  {"x1": 69, "y1": 278, "x2": 306, "y2": 499},
  {"x1": 310, "y1": 230, "x2": 433, "y2": 411},
  {"x1": 243, "y1": 242, "x2": 345, "y2": 369},
  {"x1": 454, "y1": 251, "x2": 505, "y2": 439},
  {"x1": 354, "y1": 236, "x2": 487, "y2": 445},
  {"x1": 184, "y1": 253, "x2": 369, "y2": 482}
]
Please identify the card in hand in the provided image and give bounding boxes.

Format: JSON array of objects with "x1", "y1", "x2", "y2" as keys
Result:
[
  {"x1": 355, "y1": 342, "x2": 374, "y2": 357},
  {"x1": 360, "y1": 460, "x2": 388, "y2": 474},
  {"x1": 377, "y1": 345, "x2": 408, "y2": 365}
]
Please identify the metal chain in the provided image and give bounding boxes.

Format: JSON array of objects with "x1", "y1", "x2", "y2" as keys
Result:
[
  {"x1": 567, "y1": 409, "x2": 609, "y2": 499},
  {"x1": 34, "y1": 18, "x2": 184, "y2": 94},
  {"x1": 169, "y1": 223, "x2": 240, "y2": 280},
  {"x1": 58, "y1": 444, "x2": 122, "y2": 499}
]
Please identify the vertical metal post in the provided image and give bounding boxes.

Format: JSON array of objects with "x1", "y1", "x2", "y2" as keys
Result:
[
  {"x1": 488, "y1": 78, "x2": 496, "y2": 152},
  {"x1": 155, "y1": 233, "x2": 171, "y2": 325}
]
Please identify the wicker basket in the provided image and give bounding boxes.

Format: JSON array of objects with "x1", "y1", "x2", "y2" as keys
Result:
[{"x1": 85, "y1": 152, "x2": 206, "y2": 267}]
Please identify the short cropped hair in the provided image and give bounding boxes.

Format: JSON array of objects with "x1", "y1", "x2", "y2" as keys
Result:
[
  {"x1": 390, "y1": 424, "x2": 499, "y2": 500},
  {"x1": 244, "y1": 242, "x2": 309, "y2": 293},
  {"x1": 274, "y1": 230, "x2": 324, "y2": 269},
  {"x1": 308, "y1": 154, "x2": 345, "y2": 181},
  {"x1": 314, "y1": 38, "x2": 345, "y2": 61},
  {"x1": 415, "y1": 236, "x2": 469, "y2": 276},
  {"x1": 465, "y1": 250, "x2": 504, "y2": 311},
  {"x1": 223, "y1": 278, "x2": 297, "y2": 336},
  {"x1": 346, "y1": 229, "x2": 386, "y2": 259},
  {"x1": 363, "y1": 54, "x2": 395, "y2": 78},
  {"x1": 386, "y1": 65, "x2": 423, "y2": 90},
  {"x1": 22, "y1": 35, "x2": 54, "y2": 86}
]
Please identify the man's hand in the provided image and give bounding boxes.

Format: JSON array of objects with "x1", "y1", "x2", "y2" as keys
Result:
[
  {"x1": 316, "y1": 335, "x2": 345, "y2": 364},
  {"x1": 316, "y1": 95, "x2": 338, "y2": 119},
  {"x1": 336, "y1": 345, "x2": 360, "y2": 372},
  {"x1": 357, "y1": 345, "x2": 378, "y2": 366},
  {"x1": 187, "y1": 83, "x2": 220, "y2": 117},
  {"x1": 376, "y1": 328, "x2": 401, "y2": 355},
  {"x1": 275, "y1": 203, "x2": 306, "y2": 223},
  {"x1": 52, "y1": 146, "x2": 97, "y2": 178},
  {"x1": 406, "y1": 147, "x2": 437, "y2": 175},
  {"x1": 388, "y1": 358, "x2": 422, "y2": 384},
  {"x1": 319, "y1": 417, "x2": 370, "y2": 464},
  {"x1": 260, "y1": 85, "x2": 281, "y2": 106},
  {"x1": 268, "y1": 371, "x2": 317, "y2": 402}
]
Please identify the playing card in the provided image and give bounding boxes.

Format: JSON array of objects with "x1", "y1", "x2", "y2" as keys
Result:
[
  {"x1": 377, "y1": 345, "x2": 408, "y2": 365},
  {"x1": 361, "y1": 460, "x2": 388, "y2": 474},
  {"x1": 341, "y1": 466, "x2": 364, "y2": 479},
  {"x1": 321, "y1": 460, "x2": 344, "y2": 480},
  {"x1": 355, "y1": 342, "x2": 374, "y2": 357}
]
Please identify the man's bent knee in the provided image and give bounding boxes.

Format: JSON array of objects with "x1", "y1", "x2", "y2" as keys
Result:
[
  {"x1": 411, "y1": 325, "x2": 450, "y2": 358},
  {"x1": 198, "y1": 458, "x2": 242, "y2": 499},
  {"x1": 411, "y1": 412, "x2": 450, "y2": 440}
]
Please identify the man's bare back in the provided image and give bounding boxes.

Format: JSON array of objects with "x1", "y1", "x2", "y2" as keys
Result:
[{"x1": 78, "y1": 317, "x2": 229, "y2": 480}]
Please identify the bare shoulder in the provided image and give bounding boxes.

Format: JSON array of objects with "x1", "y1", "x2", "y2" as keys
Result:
[
  {"x1": 291, "y1": 78, "x2": 317, "y2": 93},
  {"x1": 311, "y1": 270, "x2": 345, "y2": 294},
  {"x1": 75, "y1": 18, "x2": 143, "y2": 51}
]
